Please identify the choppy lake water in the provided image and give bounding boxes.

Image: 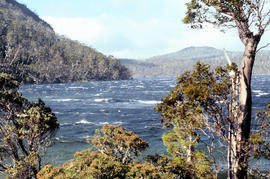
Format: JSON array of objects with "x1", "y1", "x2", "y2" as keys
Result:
[{"x1": 19, "y1": 76, "x2": 270, "y2": 169}]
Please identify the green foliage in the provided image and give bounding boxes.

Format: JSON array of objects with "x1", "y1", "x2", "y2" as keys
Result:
[
  {"x1": 247, "y1": 104, "x2": 270, "y2": 178},
  {"x1": 155, "y1": 62, "x2": 231, "y2": 177},
  {"x1": 155, "y1": 62, "x2": 270, "y2": 178},
  {"x1": 182, "y1": 1, "x2": 270, "y2": 178},
  {"x1": 90, "y1": 124, "x2": 149, "y2": 164},
  {"x1": 126, "y1": 162, "x2": 164, "y2": 178},
  {"x1": 183, "y1": 0, "x2": 256, "y2": 29},
  {"x1": 38, "y1": 149, "x2": 128, "y2": 179},
  {"x1": 38, "y1": 125, "x2": 197, "y2": 178},
  {"x1": 0, "y1": 0, "x2": 131, "y2": 84},
  {"x1": 0, "y1": 73, "x2": 59, "y2": 178},
  {"x1": 155, "y1": 62, "x2": 233, "y2": 128},
  {"x1": 37, "y1": 125, "x2": 148, "y2": 179},
  {"x1": 250, "y1": 104, "x2": 270, "y2": 160}
]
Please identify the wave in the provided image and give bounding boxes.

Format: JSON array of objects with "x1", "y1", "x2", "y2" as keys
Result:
[
  {"x1": 94, "y1": 98, "x2": 129, "y2": 103},
  {"x1": 136, "y1": 100, "x2": 160, "y2": 105},
  {"x1": 55, "y1": 137, "x2": 73, "y2": 143},
  {"x1": 94, "y1": 98, "x2": 112, "y2": 102},
  {"x1": 60, "y1": 122, "x2": 73, "y2": 126},
  {"x1": 256, "y1": 92, "x2": 269, "y2": 97},
  {"x1": 113, "y1": 121, "x2": 124, "y2": 125},
  {"x1": 98, "y1": 122, "x2": 109, "y2": 125},
  {"x1": 93, "y1": 98, "x2": 161, "y2": 105},
  {"x1": 94, "y1": 93, "x2": 103, "y2": 96},
  {"x1": 253, "y1": 90, "x2": 263, "y2": 93},
  {"x1": 50, "y1": 98, "x2": 81, "y2": 102},
  {"x1": 120, "y1": 85, "x2": 129, "y2": 88},
  {"x1": 253, "y1": 90, "x2": 269, "y2": 97},
  {"x1": 75, "y1": 119, "x2": 94, "y2": 125},
  {"x1": 73, "y1": 120, "x2": 121, "y2": 126},
  {"x1": 68, "y1": 86, "x2": 88, "y2": 90},
  {"x1": 79, "y1": 135, "x2": 91, "y2": 139}
]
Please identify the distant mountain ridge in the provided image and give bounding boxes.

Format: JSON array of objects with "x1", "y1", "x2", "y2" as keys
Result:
[
  {"x1": 121, "y1": 46, "x2": 270, "y2": 78},
  {"x1": 0, "y1": 0, "x2": 131, "y2": 84},
  {"x1": 147, "y1": 46, "x2": 227, "y2": 62}
]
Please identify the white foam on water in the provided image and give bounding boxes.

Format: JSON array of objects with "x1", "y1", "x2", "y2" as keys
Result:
[
  {"x1": 68, "y1": 86, "x2": 88, "y2": 90},
  {"x1": 136, "y1": 85, "x2": 145, "y2": 88},
  {"x1": 253, "y1": 90, "x2": 263, "y2": 93},
  {"x1": 253, "y1": 90, "x2": 269, "y2": 96},
  {"x1": 144, "y1": 125, "x2": 153, "y2": 129},
  {"x1": 94, "y1": 98, "x2": 111, "y2": 102},
  {"x1": 256, "y1": 92, "x2": 269, "y2": 97},
  {"x1": 75, "y1": 119, "x2": 94, "y2": 125},
  {"x1": 51, "y1": 99, "x2": 81, "y2": 102},
  {"x1": 99, "y1": 122, "x2": 109, "y2": 125},
  {"x1": 120, "y1": 85, "x2": 129, "y2": 88},
  {"x1": 61, "y1": 122, "x2": 73, "y2": 126},
  {"x1": 113, "y1": 121, "x2": 124, "y2": 125},
  {"x1": 94, "y1": 93, "x2": 103, "y2": 96},
  {"x1": 137, "y1": 100, "x2": 160, "y2": 105},
  {"x1": 55, "y1": 137, "x2": 72, "y2": 143},
  {"x1": 80, "y1": 135, "x2": 91, "y2": 139}
]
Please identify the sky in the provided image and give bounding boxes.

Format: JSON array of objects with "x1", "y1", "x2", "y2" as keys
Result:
[{"x1": 17, "y1": 0, "x2": 270, "y2": 59}]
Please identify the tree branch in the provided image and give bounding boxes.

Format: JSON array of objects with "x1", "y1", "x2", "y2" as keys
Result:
[
  {"x1": 256, "y1": 42, "x2": 270, "y2": 53},
  {"x1": 0, "y1": 163, "x2": 7, "y2": 171}
]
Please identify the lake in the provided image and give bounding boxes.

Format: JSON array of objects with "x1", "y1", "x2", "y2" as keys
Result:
[{"x1": 19, "y1": 76, "x2": 270, "y2": 169}]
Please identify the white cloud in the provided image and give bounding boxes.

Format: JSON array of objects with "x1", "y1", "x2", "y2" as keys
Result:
[
  {"x1": 42, "y1": 15, "x2": 270, "y2": 59},
  {"x1": 19, "y1": 0, "x2": 270, "y2": 59},
  {"x1": 43, "y1": 15, "x2": 186, "y2": 58},
  {"x1": 43, "y1": 16, "x2": 106, "y2": 45}
]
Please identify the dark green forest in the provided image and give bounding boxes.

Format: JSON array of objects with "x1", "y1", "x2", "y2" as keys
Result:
[
  {"x1": 121, "y1": 46, "x2": 270, "y2": 78},
  {"x1": 0, "y1": 0, "x2": 131, "y2": 84}
]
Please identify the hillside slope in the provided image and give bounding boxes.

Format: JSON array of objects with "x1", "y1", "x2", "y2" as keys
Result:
[
  {"x1": 122, "y1": 47, "x2": 270, "y2": 78},
  {"x1": 0, "y1": 0, "x2": 131, "y2": 84}
]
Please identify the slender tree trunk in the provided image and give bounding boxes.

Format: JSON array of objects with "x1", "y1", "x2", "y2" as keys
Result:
[
  {"x1": 232, "y1": 37, "x2": 259, "y2": 179},
  {"x1": 187, "y1": 136, "x2": 194, "y2": 164},
  {"x1": 228, "y1": 123, "x2": 236, "y2": 179},
  {"x1": 227, "y1": 58, "x2": 238, "y2": 179}
]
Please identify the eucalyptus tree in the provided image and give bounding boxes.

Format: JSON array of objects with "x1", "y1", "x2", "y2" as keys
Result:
[
  {"x1": 183, "y1": 1, "x2": 270, "y2": 178},
  {"x1": 156, "y1": 62, "x2": 269, "y2": 178},
  {"x1": 156, "y1": 62, "x2": 236, "y2": 178}
]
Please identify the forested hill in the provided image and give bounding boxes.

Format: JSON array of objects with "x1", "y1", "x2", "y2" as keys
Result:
[
  {"x1": 121, "y1": 46, "x2": 270, "y2": 78},
  {"x1": 0, "y1": 0, "x2": 131, "y2": 84}
]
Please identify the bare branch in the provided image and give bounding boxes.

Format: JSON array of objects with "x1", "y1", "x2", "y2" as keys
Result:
[
  {"x1": 0, "y1": 163, "x2": 7, "y2": 171},
  {"x1": 256, "y1": 42, "x2": 270, "y2": 53}
]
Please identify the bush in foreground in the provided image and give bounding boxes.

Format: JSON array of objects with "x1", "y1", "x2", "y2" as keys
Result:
[{"x1": 0, "y1": 73, "x2": 59, "y2": 178}]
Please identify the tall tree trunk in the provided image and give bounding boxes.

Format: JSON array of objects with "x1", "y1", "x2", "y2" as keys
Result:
[
  {"x1": 232, "y1": 37, "x2": 259, "y2": 179},
  {"x1": 227, "y1": 57, "x2": 238, "y2": 179}
]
